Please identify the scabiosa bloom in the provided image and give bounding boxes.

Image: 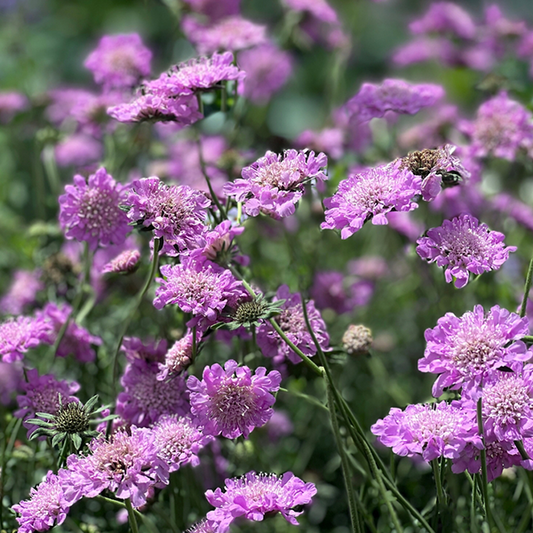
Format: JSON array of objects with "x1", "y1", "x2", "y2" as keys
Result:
[
  {"x1": 0, "y1": 315, "x2": 47, "y2": 363},
  {"x1": 84, "y1": 33, "x2": 152, "y2": 91},
  {"x1": 12, "y1": 472, "x2": 71, "y2": 533},
  {"x1": 237, "y1": 43, "x2": 293, "y2": 104},
  {"x1": 59, "y1": 167, "x2": 130, "y2": 251},
  {"x1": 117, "y1": 358, "x2": 189, "y2": 427},
  {"x1": 420, "y1": 305, "x2": 532, "y2": 397},
  {"x1": 37, "y1": 303, "x2": 102, "y2": 362},
  {"x1": 187, "y1": 359, "x2": 281, "y2": 439},
  {"x1": 0, "y1": 91, "x2": 28, "y2": 123},
  {"x1": 224, "y1": 149, "x2": 328, "y2": 219},
  {"x1": 0, "y1": 269, "x2": 42, "y2": 315},
  {"x1": 121, "y1": 337, "x2": 168, "y2": 363},
  {"x1": 371, "y1": 402, "x2": 481, "y2": 462},
  {"x1": 153, "y1": 256, "x2": 245, "y2": 329},
  {"x1": 63, "y1": 427, "x2": 169, "y2": 508},
  {"x1": 125, "y1": 177, "x2": 210, "y2": 256},
  {"x1": 186, "y1": 519, "x2": 219, "y2": 533},
  {"x1": 256, "y1": 285, "x2": 329, "y2": 365},
  {"x1": 416, "y1": 214, "x2": 516, "y2": 288},
  {"x1": 321, "y1": 163, "x2": 422, "y2": 239},
  {"x1": 157, "y1": 331, "x2": 196, "y2": 380},
  {"x1": 102, "y1": 249, "x2": 140, "y2": 274},
  {"x1": 55, "y1": 134, "x2": 102, "y2": 168},
  {"x1": 153, "y1": 414, "x2": 213, "y2": 472},
  {"x1": 15, "y1": 368, "x2": 80, "y2": 437},
  {"x1": 206, "y1": 471, "x2": 317, "y2": 532},
  {"x1": 346, "y1": 79, "x2": 445, "y2": 123},
  {"x1": 460, "y1": 92, "x2": 533, "y2": 160}
]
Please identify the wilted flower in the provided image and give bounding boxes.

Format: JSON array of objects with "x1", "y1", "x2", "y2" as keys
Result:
[{"x1": 342, "y1": 324, "x2": 373, "y2": 355}]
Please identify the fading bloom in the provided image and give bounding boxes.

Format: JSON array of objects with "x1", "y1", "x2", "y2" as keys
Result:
[
  {"x1": 12, "y1": 472, "x2": 71, "y2": 533},
  {"x1": 256, "y1": 285, "x2": 329, "y2": 365},
  {"x1": 416, "y1": 214, "x2": 516, "y2": 288},
  {"x1": 371, "y1": 402, "x2": 481, "y2": 462},
  {"x1": 102, "y1": 249, "x2": 140, "y2": 274},
  {"x1": 0, "y1": 91, "x2": 28, "y2": 123},
  {"x1": 0, "y1": 315, "x2": 47, "y2": 363},
  {"x1": 206, "y1": 471, "x2": 317, "y2": 532},
  {"x1": 224, "y1": 149, "x2": 328, "y2": 219},
  {"x1": 321, "y1": 163, "x2": 422, "y2": 239},
  {"x1": 420, "y1": 305, "x2": 531, "y2": 397},
  {"x1": 0, "y1": 269, "x2": 42, "y2": 315},
  {"x1": 59, "y1": 167, "x2": 130, "y2": 251},
  {"x1": 55, "y1": 134, "x2": 102, "y2": 168},
  {"x1": 153, "y1": 414, "x2": 213, "y2": 471},
  {"x1": 157, "y1": 331, "x2": 196, "y2": 380},
  {"x1": 125, "y1": 177, "x2": 210, "y2": 256},
  {"x1": 84, "y1": 33, "x2": 152, "y2": 91},
  {"x1": 117, "y1": 358, "x2": 189, "y2": 427},
  {"x1": 63, "y1": 427, "x2": 169, "y2": 507},
  {"x1": 187, "y1": 359, "x2": 281, "y2": 439}
]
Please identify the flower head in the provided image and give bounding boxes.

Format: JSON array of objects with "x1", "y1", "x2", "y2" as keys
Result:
[
  {"x1": 224, "y1": 149, "x2": 328, "y2": 219},
  {"x1": 157, "y1": 331, "x2": 196, "y2": 380},
  {"x1": 182, "y1": 0, "x2": 240, "y2": 21},
  {"x1": 0, "y1": 91, "x2": 28, "y2": 123},
  {"x1": 120, "y1": 337, "x2": 168, "y2": 363},
  {"x1": 55, "y1": 134, "x2": 103, "y2": 168},
  {"x1": 84, "y1": 33, "x2": 152, "y2": 91},
  {"x1": 416, "y1": 214, "x2": 516, "y2": 288},
  {"x1": 409, "y1": 2, "x2": 476, "y2": 39},
  {"x1": 102, "y1": 249, "x2": 141, "y2": 274},
  {"x1": 0, "y1": 270, "x2": 42, "y2": 315},
  {"x1": 186, "y1": 519, "x2": 219, "y2": 533},
  {"x1": 206, "y1": 471, "x2": 317, "y2": 532},
  {"x1": 420, "y1": 305, "x2": 532, "y2": 397},
  {"x1": 0, "y1": 315, "x2": 47, "y2": 363},
  {"x1": 59, "y1": 167, "x2": 130, "y2": 251},
  {"x1": 342, "y1": 324, "x2": 373, "y2": 355},
  {"x1": 12, "y1": 472, "x2": 71, "y2": 533},
  {"x1": 187, "y1": 359, "x2": 281, "y2": 439},
  {"x1": 321, "y1": 163, "x2": 422, "y2": 239}
]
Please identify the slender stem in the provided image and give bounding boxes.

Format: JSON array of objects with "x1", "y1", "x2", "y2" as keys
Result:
[
  {"x1": 191, "y1": 326, "x2": 197, "y2": 364},
  {"x1": 196, "y1": 93, "x2": 204, "y2": 115},
  {"x1": 432, "y1": 459, "x2": 445, "y2": 517},
  {"x1": 221, "y1": 82, "x2": 227, "y2": 113},
  {"x1": 522, "y1": 336, "x2": 533, "y2": 343},
  {"x1": 1, "y1": 417, "x2": 21, "y2": 529},
  {"x1": 516, "y1": 440, "x2": 530, "y2": 460},
  {"x1": 520, "y1": 258, "x2": 533, "y2": 318},
  {"x1": 469, "y1": 473, "x2": 479, "y2": 533},
  {"x1": 42, "y1": 143, "x2": 61, "y2": 197},
  {"x1": 125, "y1": 498, "x2": 140, "y2": 533},
  {"x1": 477, "y1": 398, "x2": 495, "y2": 531}
]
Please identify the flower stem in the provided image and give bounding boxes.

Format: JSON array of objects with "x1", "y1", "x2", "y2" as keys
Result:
[
  {"x1": 477, "y1": 398, "x2": 495, "y2": 531},
  {"x1": 520, "y1": 257, "x2": 533, "y2": 318},
  {"x1": 125, "y1": 498, "x2": 140, "y2": 533},
  {"x1": 432, "y1": 459, "x2": 445, "y2": 516}
]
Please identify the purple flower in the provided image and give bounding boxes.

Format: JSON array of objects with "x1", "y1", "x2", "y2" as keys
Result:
[
  {"x1": 346, "y1": 79, "x2": 445, "y2": 123},
  {"x1": 492, "y1": 193, "x2": 533, "y2": 233},
  {"x1": 409, "y1": 2, "x2": 476, "y2": 39},
  {"x1": 256, "y1": 285, "x2": 329, "y2": 365},
  {"x1": 37, "y1": 303, "x2": 102, "y2": 362},
  {"x1": 59, "y1": 167, "x2": 131, "y2": 251},
  {"x1": 460, "y1": 92, "x2": 533, "y2": 160},
  {"x1": 187, "y1": 359, "x2": 281, "y2": 439},
  {"x1": 102, "y1": 249, "x2": 140, "y2": 274},
  {"x1": 12, "y1": 472, "x2": 71, "y2": 533},
  {"x1": 84, "y1": 33, "x2": 152, "y2": 91},
  {"x1": 296, "y1": 127, "x2": 345, "y2": 159},
  {"x1": 237, "y1": 43, "x2": 293, "y2": 104},
  {"x1": 153, "y1": 414, "x2": 213, "y2": 472},
  {"x1": 206, "y1": 471, "x2": 317, "y2": 532},
  {"x1": 15, "y1": 368, "x2": 80, "y2": 437},
  {"x1": 125, "y1": 177, "x2": 210, "y2": 256},
  {"x1": 321, "y1": 163, "x2": 422, "y2": 239},
  {"x1": 121, "y1": 336, "x2": 168, "y2": 363},
  {"x1": 0, "y1": 361, "x2": 23, "y2": 405},
  {"x1": 282, "y1": 0, "x2": 338, "y2": 24},
  {"x1": 419, "y1": 305, "x2": 532, "y2": 397},
  {"x1": 157, "y1": 331, "x2": 196, "y2": 380},
  {"x1": 417, "y1": 214, "x2": 516, "y2": 288},
  {"x1": 265, "y1": 410, "x2": 294, "y2": 441},
  {"x1": 182, "y1": 0, "x2": 240, "y2": 21},
  {"x1": 0, "y1": 91, "x2": 28, "y2": 123},
  {"x1": 63, "y1": 427, "x2": 169, "y2": 507},
  {"x1": 182, "y1": 15, "x2": 268, "y2": 55},
  {"x1": 55, "y1": 134, "x2": 102, "y2": 168},
  {"x1": 186, "y1": 519, "x2": 219, "y2": 533},
  {"x1": 0, "y1": 270, "x2": 42, "y2": 315},
  {"x1": 117, "y1": 358, "x2": 189, "y2": 427},
  {"x1": 0, "y1": 315, "x2": 47, "y2": 363},
  {"x1": 153, "y1": 257, "x2": 245, "y2": 329},
  {"x1": 224, "y1": 149, "x2": 328, "y2": 219},
  {"x1": 392, "y1": 37, "x2": 457, "y2": 67}
]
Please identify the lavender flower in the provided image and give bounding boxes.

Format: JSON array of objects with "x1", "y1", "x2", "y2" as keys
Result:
[
  {"x1": 102, "y1": 249, "x2": 140, "y2": 274},
  {"x1": 206, "y1": 471, "x2": 317, "y2": 532},
  {"x1": 416, "y1": 214, "x2": 516, "y2": 288},
  {"x1": 157, "y1": 331, "x2": 196, "y2": 380},
  {"x1": 0, "y1": 315, "x2": 47, "y2": 363},
  {"x1": 117, "y1": 358, "x2": 189, "y2": 427},
  {"x1": 371, "y1": 402, "x2": 481, "y2": 462},
  {"x1": 12, "y1": 472, "x2": 71, "y2": 533},
  {"x1": 256, "y1": 285, "x2": 329, "y2": 365},
  {"x1": 0, "y1": 269, "x2": 42, "y2": 315},
  {"x1": 59, "y1": 167, "x2": 130, "y2": 251},
  {"x1": 321, "y1": 163, "x2": 422, "y2": 239},
  {"x1": 125, "y1": 177, "x2": 210, "y2": 256},
  {"x1": 63, "y1": 427, "x2": 169, "y2": 507},
  {"x1": 84, "y1": 33, "x2": 152, "y2": 91},
  {"x1": 223, "y1": 149, "x2": 328, "y2": 219},
  {"x1": 187, "y1": 359, "x2": 281, "y2": 439},
  {"x1": 153, "y1": 414, "x2": 213, "y2": 471},
  {"x1": 153, "y1": 256, "x2": 245, "y2": 329},
  {"x1": 55, "y1": 134, "x2": 102, "y2": 168},
  {"x1": 0, "y1": 91, "x2": 28, "y2": 123},
  {"x1": 419, "y1": 305, "x2": 532, "y2": 397}
]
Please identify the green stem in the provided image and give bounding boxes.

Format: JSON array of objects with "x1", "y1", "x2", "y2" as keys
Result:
[
  {"x1": 221, "y1": 82, "x2": 227, "y2": 112},
  {"x1": 477, "y1": 398, "x2": 495, "y2": 531},
  {"x1": 1, "y1": 417, "x2": 22, "y2": 529},
  {"x1": 515, "y1": 440, "x2": 530, "y2": 460},
  {"x1": 522, "y1": 336, "x2": 533, "y2": 343},
  {"x1": 125, "y1": 498, "x2": 140, "y2": 533},
  {"x1": 432, "y1": 459, "x2": 445, "y2": 518},
  {"x1": 520, "y1": 258, "x2": 533, "y2": 318},
  {"x1": 196, "y1": 93, "x2": 204, "y2": 116},
  {"x1": 42, "y1": 143, "x2": 61, "y2": 197}
]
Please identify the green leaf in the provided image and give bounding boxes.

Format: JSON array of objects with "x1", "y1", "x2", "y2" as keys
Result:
[
  {"x1": 72, "y1": 433, "x2": 83, "y2": 450},
  {"x1": 52, "y1": 433, "x2": 66, "y2": 448}
]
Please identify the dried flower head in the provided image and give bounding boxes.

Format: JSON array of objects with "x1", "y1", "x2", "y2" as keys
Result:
[{"x1": 342, "y1": 325, "x2": 373, "y2": 355}]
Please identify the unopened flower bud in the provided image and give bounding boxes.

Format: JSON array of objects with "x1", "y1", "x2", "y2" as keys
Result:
[{"x1": 342, "y1": 324, "x2": 373, "y2": 355}]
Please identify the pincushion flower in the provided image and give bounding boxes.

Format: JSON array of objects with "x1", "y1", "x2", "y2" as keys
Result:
[
  {"x1": 256, "y1": 285, "x2": 329, "y2": 365},
  {"x1": 12, "y1": 472, "x2": 71, "y2": 533},
  {"x1": 186, "y1": 519, "x2": 219, "y2": 533},
  {"x1": 223, "y1": 149, "x2": 328, "y2": 219},
  {"x1": 157, "y1": 331, "x2": 196, "y2": 380},
  {"x1": 125, "y1": 177, "x2": 210, "y2": 256},
  {"x1": 371, "y1": 401, "x2": 481, "y2": 462},
  {"x1": 187, "y1": 359, "x2": 282, "y2": 439},
  {"x1": 420, "y1": 305, "x2": 532, "y2": 397},
  {"x1": 416, "y1": 214, "x2": 516, "y2": 288},
  {"x1": 121, "y1": 337, "x2": 168, "y2": 363},
  {"x1": 84, "y1": 33, "x2": 152, "y2": 91},
  {"x1": 102, "y1": 249, "x2": 140, "y2": 274},
  {"x1": 205, "y1": 471, "x2": 317, "y2": 532},
  {"x1": 0, "y1": 315, "x2": 48, "y2": 363},
  {"x1": 62, "y1": 427, "x2": 169, "y2": 507},
  {"x1": 58, "y1": 167, "x2": 131, "y2": 251},
  {"x1": 321, "y1": 163, "x2": 422, "y2": 239},
  {"x1": 55, "y1": 134, "x2": 103, "y2": 168}
]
